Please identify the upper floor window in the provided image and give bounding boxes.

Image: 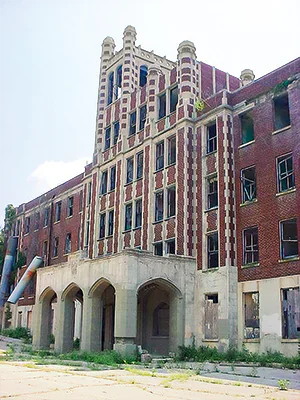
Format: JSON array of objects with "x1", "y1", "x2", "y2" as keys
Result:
[
  {"x1": 139, "y1": 105, "x2": 147, "y2": 131},
  {"x1": 116, "y1": 65, "x2": 122, "y2": 99},
  {"x1": 241, "y1": 111, "x2": 254, "y2": 144},
  {"x1": 55, "y1": 202, "x2": 61, "y2": 222},
  {"x1": 67, "y1": 196, "x2": 73, "y2": 217},
  {"x1": 25, "y1": 216, "x2": 30, "y2": 234},
  {"x1": 53, "y1": 237, "x2": 59, "y2": 257},
  {"x1": 207, "y1": 232, "x2": 218, "y2": 268},
  {"x1": 104, "y1": 127, "x2": 111, "y2": 150},
  {"x1": 207, "y1": 123, "x2": 217, "y2": 154},
  {"x1": 274, "y1": 94, "x2": 290, "y2": 131},
  {"x1": 65, "y1": 233, "x2": 71, "y2": 254},
  {"x1": 113, "y1": 121, "x2": 120, "y2": 145},
  {"x1": 169, "y1": 86, "x2": 178, "y2": 113},
  {"x1": 43, "y1": 210, "x2": 49, "y2": 228},
  {"x1": 136, "y1": 151, "x2": 143, "y2": 180},
  {"x1": 155, "y1": 191, "x2": 164, "y2": 222},
  {"x1": 277, "y1": 154, "x2": 294, "y2": 193},
  {"x1": 79, "y1": 190, "x2": 83, "y2": 212},
  {"x1": 241, "y1": 166, "x2": 256, "y2": 202},
  {"x1": 167, "y1": 186, "x2": 176, "y2": 218},
  {"x1": 129, "y1": 111, "x2": 137, "y2": 136},
  {"x1": 168, "y1": 135, "x2": 176, "y2": 165},
  {"x1": 243, "y1": 227, "x2": 259, "y2": 265},
  {"x1": 107, "y1": 71, "x2": 114, "y2": 105},
  {"x1": 156, "y1": 141, "x2": 164, "y2": 171},
  {"x1": 166, "y1": 239, "x2": 176, "y2": 255},
  {"x1": 280, "y1": 219, "x2": 298, "y2": 259},
  {"x1": 87, "y1": 182, "x2": 92, "y2": 205},
  {"x1": 207, "y1": 177, "x2": 218, "y2": 209},
  {"x1": 99, "y1": 213, "x2": 106, "y2": 239},
  {"x1": 125, "y1": 203, "x2": 132, "y2": 231},
  {"x1": 154, "y1": 241, "x2": 163, "y2": 256},
  {"x1": 139, "y1": 65, "x2": 148, "y2": 87},
  {"x1": 100, "y1": 171, "x2": 108, "y2": 195},
  {"x1": 158, "y1": 93, "x2": 166, "y2": 119},
  {"x1": 108, "y1": 210, "x2": 114, "y2": 236},
  {"x1": 34, "y1": 212, "x2": 40, "y2": 230},
  {"x1": 110, "y1": 165, "x2": 116, "y2": 191},
  {"x1": 126, "y1": 157, "x2": 134, "y2": 184},
  {"x1": 135, "y1": 198, "x2": 142, "y2": 228}
]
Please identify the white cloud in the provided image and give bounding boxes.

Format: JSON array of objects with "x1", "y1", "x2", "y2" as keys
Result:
[{"x1": 28, "y1": 158, "x2": 89, "y2": 195}]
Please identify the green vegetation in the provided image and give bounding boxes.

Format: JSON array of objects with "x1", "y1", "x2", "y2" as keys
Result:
[
  {"x1": 0, "y1": 327, "x2": 32, "y2": 342},
  {"x1": 278, "y1": 379, "x2": 290, "y2": 390}
]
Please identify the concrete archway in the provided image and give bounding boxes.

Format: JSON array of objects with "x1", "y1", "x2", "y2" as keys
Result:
[
  {"x1": 37, "y1": 287, "x2": 57, "y2": 349},
  {"x1": 137, "y1": 278, "x2": 183, "y2": 356}
]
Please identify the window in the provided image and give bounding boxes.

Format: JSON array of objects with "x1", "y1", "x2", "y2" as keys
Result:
[
  {"x1": 244, "y1": 292, "x2": 260, "y2": 339},
  {"x1": 207, "y1": 233, "x2": 218, "y2": 268},
  {"x1": 167, "y1": 186, "x2": 176, "y2": 217},
  {"x1": 34, "y1": 212, "x2": 40, "y2": 230},
  {"x1": 67, "y1": 196, "x2": 73, "y2": 217},
  {"x1": 207, "y1": 123, "x2": 217, "y2": 154},
  {"x1": 55, "y1": 202, "x2": 61, "y2": 222},
  {"x1": 136, "y1": 151, "x2": 143, "y2": 179},
  {"x1": 108, "y1": 210, "x2": 114, "y2": 236},
  {"x1": 53, "y1": 237, "x2": 59, "y2": 257},
  {"x1": 79, "y1": 190, "x2": 83, "y2": 211},
  {"x1": 100, "y1": 171, "x2": 108, "y2": 195},
  {"x1": 104, "y1": 126, "x2": 111, "y2": 150},
  {"x1": 280, "y1": 219, "x2": 298, "y2": 259},
  {"x1": 115, "y1": 65, "x2": 122, "y2": 99},
  {"x1": 274, "y1": 94, "x2": 290, "y2": 131},
  {"x1": 65, "y1": 233, "x2": 71, "y2": 254},
  {"x1": 155, "y1": 191, "x2": 164, "y2": 222},
  {"x1": 166, "y1": 239, "x2": 175, "y2": 255},
  {"x1": 107, "y1": 71, "x2": 114, "y2": 105},
  {"x1": 241, "y1": 167, "x2": 256, "y2": 202},
  {"x1": 124, "y1": 203, "x2": 132, "y2": 231},
  {"x1": 170, "y1": 86, "x2": 178, "y2": 113},
  {"x1": 77, "y1": 227, "x2": 81, "y2": 250},
  {"x1": 126, "y1": 157, "x2": 134, "y2": 184},
  {"x1": 42, "y1": 240, "x2": 48, "y2": 258},
  {"x1": 158, "y1": 93, "x2": 166, "y2": 119},
  {"x1": 85, "y1": 221, "x2": 90, "y2": 247},
  {"x1": 153, "y1": 303, "x2": 169, "y2": 336},
  {"x1": 204, "y1": 294, "x2": 218, "y2": 339},
  {"x1": 87, "y1": 182, "x2": 92, "y2": 205},
  {"x1": 243, "y1": 227, "x2": 259, "y2": 264},
  {"x1": 154, "y1": 242, "x2": 163, "y2": 256},
  {"x1": 129, "y1": 111, "x2": 136, "y2": 136},
  {"x1": 139, "y1": 65, "x2": 148, "y2": 87},
  {"x1": 139, "y1": 105, "x2": 147, "y2": 131},
  {"x1": 99, "y1": 213, "x2": 106, "y2": 239},
  {"x1": 277, "y1": 154, "x2": 294, "y2": 192},
  {"x1": 167, "y1": 135, "x2": 176, "y2": 165},
  {"x1": 156, "y1": 141, "x2": 164, "y2": 171},
  {"x1": 207, "y1": 177, "x2": 218, "y2": 209},
  {"x1": 135, "y1": 198, "x2": 142, "y2": 228},
  {"x1": 241, "y1": 112, "x2": 254, "y2": 144},
  {"x1": 282, "y1": 287, "x2": 300, "y2": 339},
  {"x1": 113, "y1": 121, "x2": 120, "y2": 145},
  {"x1": 110, "y1": 165, "x2": 116, "y2": 191}
]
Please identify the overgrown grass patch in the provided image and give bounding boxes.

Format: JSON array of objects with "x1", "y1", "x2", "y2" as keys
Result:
[{"x1": 0, "y1": 327, "x2": 32, "y2": 342}]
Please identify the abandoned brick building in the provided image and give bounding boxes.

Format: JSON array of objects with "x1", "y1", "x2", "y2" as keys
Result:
[{"x1": 9, "y1": 26, "x2": 300, "y2": 356}]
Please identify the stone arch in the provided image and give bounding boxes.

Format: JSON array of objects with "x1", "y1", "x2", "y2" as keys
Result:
[{"x1": 38, "y1": 287, "x2": 57, "y2": 349}]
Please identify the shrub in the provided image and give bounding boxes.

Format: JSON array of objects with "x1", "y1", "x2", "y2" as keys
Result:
[{"x1": 0, "y1": 327, "x2": 32, "y2": 341}]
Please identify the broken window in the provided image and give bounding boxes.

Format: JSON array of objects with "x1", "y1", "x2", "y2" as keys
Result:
[
  {"x1": 107, "y1": 71, "x2": 114, "y2": 105},
  {"x1": 155, "y1": 191, "x2": 164, "y2": 222},
  {"x1": 274, "y1": 94, "x2": 291, "y2": 131},
  {"x1": 135, "y1": 198, "x2": 142, "y2": 228},
  {"x1": 67, "y1": 196, "x2": 73, "y2": 218},
  {"x1": 115, "y1": 65, "x2": 122, "y2": 99},
  {"x1": 104, "y1": 126, "x2": 111, "y2": 150},
  {"x1": 124, "y1": 203, "x2": 132, "y2": 231},
  {"x1": 110, "y1": 165, "x2": 116, "y2": 191},
  {"x1": 277, "y1": 154, "x2": 295, "y2": 192},
  {"x1": 158, "y1": 92, "x2": 166, "y2": 119},
  {"x1": 166, "y1": 239, "x2": 176, "y2": 255},
  {"x1": 207, "y1": 233, "x2": 218, "y2": 268},
  {"x1": 154, "y1": 242, "x2": 163, "y2": 256},
  {"x1": 87, "y1": 182, "x2": 92, "y2": 205},
  {"x1": 170, "y1": 86, "x2": 178, "y2": 113},
  {"x1": 244, "y1": 292, "x2": 260, "y2": 339},
  {"x1": 34, "y1": 212, "x2": 40, "y2": 230},
  {"x1": 282, "y1": 287, "x2": 300, "y2": 339},
  {"x1": 129, "y1": 111, "x2": 136, "y2": 136},
  {"x1": 280, "y1": 219, "x2": 298, "y2": 259},
  {"x1": 207, "y1": 177, "x2": 218, "y2": 209},
  {"x1": 136, "y1": 151, "x2": 143, "y2": 179},
  {"x1": 65, "y1": 233, "x2": 71, "y2": 254},
  {"x1": 241, "y1": 166, "x2": 256, "y2": 202},
  {"x1": 42, "y1": 240, "x2": 48, "y2": 259},
  {"x1": 139, "y1": 105, "x2": 147, "y2": 131},
  {"x1": 113, "y1": 121, "x2": 120, "y2": 145},
  {"x1": 241, "y1": 112, "x2": 254, "y2": 144},
  {"x1": 139, "y1": 65, "x2": 148, "y2": 87},
  {"x1": 167, "y1": 186, "x2": 176, "y2": 217},
  {"x1": 153, "y1": 303, "x2": 169, "y2": 336},
  {"x1": 53, "y1": 237, "x2": 59, "y2": 257},
  {"x1": 126, "y1": 157, "x2": 134, "y2": 184},
  {"x1": 99, "y1": 213, "x2": 106, "y2": 239},
  {"x1": 167, "y1": 135, "x2": 176, "y2": 165},
  {"x1": 204, "y1": 294, "x2": 218, "y2": 339},
  {"x1": 156, "y1": 141, "x2": 164, "y2": 171},
  {"x1": 108, "y1": 210, "x2": 114, "y2": 236},
  {"x1": 243, "y1": 227, "x2": 259, "y2": 264},
  {"x1": 100, "y1": 170, "x2": 108, "y2": 195},
  {"x1": 55, "y1": 202, "x2": 61, "y2": 222},
  {"x1": 207, "y1": 123, "x2": 217, "y2": 154}
]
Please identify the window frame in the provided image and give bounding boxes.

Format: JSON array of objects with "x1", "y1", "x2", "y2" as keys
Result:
[
  {"x1": 108, "y1": 210, "x2": 114, "y2": 236},
  {"x1": 110, "y1": 165, "x2": 116, "y2": 191},
  {"x1": 274, "y1": 93, "x2": 291, "y2": 131},
  {"x1": 65, "y1": 233, "x2": 71, "y2": 254},
  {"x1": 277, "y1": 153, "x2": 295, "y2": 193},
  {"x1": 158, "y1": 92, "x2": 166, "y2": 119},
  {"x1": 113, "y1": 121, "x2": 120, "y2": 145},
  {"x1": 99, "y1": 213, "x2": 106, "y2": 239},
  {"x1": 100, "y1": 170, "x2": 108, "y2": 195},
  {"x1": 55, "y1": 202, "x2": 61, "y2": 222},
  {"x1": 167, "y1": 135, "x2": 176, "y2": 165},
  {"x1": 241, "y1": 166, "x2": 256, "y2": 203},
  {"x1": 169, "y1": 86, "x2": 178, "y2": 114},
  {"x1": 155, "y1": 141, "x2": 164, "y2": 171},
  {"x1": 153, "y1": 241, "x2": 163, "y2": 256},
  {"x1": 129, "y1": 111, "x2": 137, "y2": 136},
  {"x1": 126, "y1": 157, "x2": 134, "y2": 184},
  {"x1": 139, "y1": 104, "x2": 147, "y2": 131},
  {"x1": 67, "y1": 196, "x2": 74, "y2": 218},
  {"x1": 240, "y1": 111, "x2": 254, "y2": 145},
  {"x1": 167, "y1": 186, "x2": 176, "y2": 218},
  {"x1": 243, "y1": 227, "x2": 259, "y2": 265},
  {"x1": 53, "y1": 237, "x2": 59, "y2": 257},
  {"x1": 136, "y1": 151, "x2": 143, "y2": 180},
  {"x1": 124, "y1": 203, "x2": 133, "y2": 231},
  {"x1": 207, "y1": 123, "x2": 217, "y2": 154},
  {"x1": 155, "y1": 190, "x2": 164, "y2": 222},
  {"x1": 135, "y1": 198, "x2": 142, "y2": 228},
  {"x1": 207, "y1": 176, "x2": 218, "y2": 209},
  {"x1": 207, "y1": 232, "x2": 219, "y2": 269},
  {"x1": 104, "y1": 126, "x2": 111, "y2": 150},
  {"x1": 280, "y1": 218, "x2": 298, "y2": 259}
]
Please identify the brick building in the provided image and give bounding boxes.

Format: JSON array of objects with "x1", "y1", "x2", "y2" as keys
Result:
[{"x1": 9, "y1": 26, "x2": 300, "y2": 356}]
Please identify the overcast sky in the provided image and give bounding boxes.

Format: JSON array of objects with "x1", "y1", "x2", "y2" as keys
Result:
[{"x1": 0, "y1": 0, "x2": 299, "y2": 226}]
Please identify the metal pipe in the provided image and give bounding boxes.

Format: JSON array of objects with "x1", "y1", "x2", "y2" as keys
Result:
[
  {"x1": 7, "y1": 256, "x2": 43, "y2": 304},
  {"x1": 0, "y1": 237, "x2": 18, "y2": 307}
]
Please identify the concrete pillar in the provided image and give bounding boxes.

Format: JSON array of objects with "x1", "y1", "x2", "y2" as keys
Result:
[
  {"x1": 169, "y1": 295, "x2": 184, "y2": 352},
  {"x1": 55, "y1": 295, "x2": 75, "y2": 353},
  {"x1": 81, "y1": 295, "x2": 103, "y2": 352}
]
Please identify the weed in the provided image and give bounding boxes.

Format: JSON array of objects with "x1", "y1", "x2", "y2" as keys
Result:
[
  {"x1": 249, "y1": 367, "x2": 258, "y2": 377},
  {"x1": 278, "y1": 379, "x2": 290, "y2": 391},
  {"x1": 0, "y1": 327, "x2": 32, "y2": 341}
]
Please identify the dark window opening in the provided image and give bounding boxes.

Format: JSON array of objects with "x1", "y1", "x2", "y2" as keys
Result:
[
  {"x1": 34, "y1": 212, "x2": 40, "y2": 230},
  {"x1": 139, "y1": 104, "x2": 147, "y2": 131},
  {"x1": 243, "y1": 227, "x2": 259, "y2": 264},
  {"x1": 241, "y1": 167, "x2": 256, "y2": 202},
  {"x1": 126, "y1": 157, "x2": 134, "y2": 184},
  {"x1": 207, "y1": 177, "x2": 218, "y2": 209},
  {"x1": 244, "y1": 292, "x2": 260, "y2": 339},
  {"x1": 155, "y1": 191, "x2": 164, "y2": 222},
  {"x1": 154, "y1": 242, "x2": 163, "y2": 256},
  {"x1": 274, "y1": 94, "x2": 290, "y2": 131},
  {"x1": 25, "y1": 217, "x2": 30, "y2": 234},
  {"x1": 166, "y1": 239, "x2": 175, "y2": 255},
  {"x1": 168, "y1": 135, "x2": 176, "y2": 165},
  {"x1": 55, "y1": 202, "x2": 61, "y2": 222},
  {"x1": 107, "y1": 71, "x2": 114, "y2": 105},
  {"x1": 129, "y1": 111, "x2": 136, "y2": 136},
  {"x1": 65, "y1": 233, "x2": 71, "y2": 254},
  {"x1": 135, "y1": 198, "x2": 142, "y2": 228},
  {"x1": 104, "y1": 127, "x2": 111, "y2": 150},
  {"x1": 99, "y1": 213, "x2": 106, "y2": 239},
  {"x1": 153, "y1": 302, "x2": 169, "y2": 336},
  {"x1": 241, "y1": 112, "x2": 254, "y2": 144},
  {"x1": 110, "y1": 165, "x2": 116, "y2": 191},
  {"x1": 280, "y1": 219, "x2": 298, "y2": 259},
  {"x1": 79, "y1": 190, "x2": 83, "y2": 211},
  {"x1": 277, "y1": 154, "x2": 294, "y2": 192},
  {"x1": 125, "y1": 203, "x2": 132, "y2": 231},
  {"x1": 139, "y1": 65, "x2": 148, "y2": 87},
  {"x1": 158, "y1": 93, "x2": 166, "y2": 119},
  {"x1": 136, "y1": 151, "x2": 143, "y2": 180},
  {"x1": 108, "y1": 210, "x2": 114, "y2": 236},
  {"x1": 115, "y1": 65, "x2": 122, "y2": 100},
  {"x1": 207, "y1": 123, "x2": 217, "y2": 154},
  {"x1": 100, "y1": 171, "x2": 108, "y2": 195},
  {"x1": 42, "y1": 240, "x2": 48, "y2": 259},
  {"x1": 208, "y1": 233, "x2": 218, "y2": 268},
  {"x1": 85, "y1": 221, "x2": 90, "y2": 247},
  {"x1": 53, "y1": 237, "x2": 59, "y2": 257},
  {"x1": 282, "y1": 287, "x2": 300, "y2": 339},
  {"x1": 113, "y1": 121, "x2": 120, "y2": 145},
  {"x1": 167, "y1": 186, "x2": 176, "y2": 217},
  {"x1": 170, "y1": 86, "x2": 178, "y2": 113},
  {"x1": 156, "y1": 141, "x2": 164, "y2": 171},
  {"x1": 87, "y1": 182, "x2": 92, "y2": 205},
  {"x1": 67, "y1": 197, "x2": 73, "y2": 217}
]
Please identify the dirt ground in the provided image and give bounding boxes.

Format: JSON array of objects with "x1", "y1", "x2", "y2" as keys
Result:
[{"x1": 0, "y1": 361, "x2": 300, "y2": 400}]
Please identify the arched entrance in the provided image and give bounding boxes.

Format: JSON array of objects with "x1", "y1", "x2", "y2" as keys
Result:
[
  {"x1": 88, "y1": 279, "x2": 115, "y2": 352},
  {"x1": 137, "y1": 279, "x2": 183, "y2": 356},
  {"x1": 38, "y1": 287, "x2": 57, "y2": 349}
]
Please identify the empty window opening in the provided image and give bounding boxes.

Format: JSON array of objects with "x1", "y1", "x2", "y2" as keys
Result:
[
  {"x1": 207, "y1": 123, "x2": 217, "y2": 154},
  {"x1": 43, "y1": 208, "x2": 49, "y2": 227},
  {"x1": 244, "y1": 292, "x2": 260, "y2": 339},
  {"x1": 53, "y1": 237, "x2": 59, "y2": 257},
  {"x1": 125, "y1": 203, "x2": 132, "y2": 231},
  {"x1": 55, "y1": 202, "x2": 61, "y2": 222},
  {"x1": 277, "y1": 154, "x2": 294, "y2": 192},
  {"x1": 170, "y1": 86, "x2": 179, "y2": 113},
  {"x1": 67, "y1": 197, "x2": 73, "y2": 218},
  {"x1": 79, "y1": 190, "x2": 83, "y2": 212},
  {"x1": 204, "y1": 294, "x2": 218, "y2": 339},
  {"x1": 274, "y1": 94, "x2": 290, "y2": 131},
  {"x1": 241, "y1": 112, "x2": 254, "y2": 144},
  {"x1": 155, "y1": 191, "x2": 164, "y2": 222},
  {"x1": 167, "y1": 186, "x2": 176, "y2": 218},
  {"x1": 110, "y1": 165, "x2": 116, "y2": 191},
  {"x1": 136, "y1": 151, "x2": 143, "y2": 180},
  {"x1": 107, "y1": 71, "x2": 114, "y2": 105},
  {"x1": 65, "y1": 233, "x2": 71, "y2": 254},
  {"x1": 158, "y1": 93, "x2": 166, "y2": 119},
  {"x1": 85, "y1": 221, "x2": 90, "y2": 247},
  {"x1": 115, "y1": 65, "x2": 122, "y2": 100},
  {"x1": 153, "y1": 303, "x2": 169, "y2": 336},
  {"x1": 99, "y1": 213, "x2": 106, "y2": 239},
  {"x1": 113, "y1": 121, "x2": 120, "y2": 145},
  {"x1": 280, "y1": 219, "x2": 298, "y2": 259},
  {"x1": 100, "y1": 171, "x2": 108, "y2": 195},
  {"x1": 153, "y1": 242, "x2": 163, "y2": 256},
  {"x1": 282, "y1": 287, "x2": 300, "y2": 339},
  {"x1": 126, "y1": 157, "x2": 134, "y2": 184},
  {"x1": 241, "y1": 167, "x2": 256, "y2": 202},
  {"x1": 207, "y1": 177, "x2": 218, "y2": 209},
  {"x1": 42, "y1": 240, "x2": 48, "y2": 259},
  {"x1": 156, "y1": 141, "x2": 164, "y2": 171},
  {"x1": 87, "y1": 182, "x2": 92, "y2": 205},
  {"x1": 129, "y1": 111, "x2": 136, "y2": 136},
  {"x1": 25, "y1": 217, "x2": 30, "y2": 234},
  {"x1": 34, "y1": 212, "x2": 40, "y2": 230},
  {"x1": 207, "y1": 233, "x2": 218, "y2": 268},
  {"x1": 108, "y1": 210, "x2": 114, "y2": 236},
  {"x1": 139, "y1": 105, "x2": 147, "y2": 131},
  {"x1": 104, "y1": 127, "x2": 111, "y2": 150},
  {"x1": 243, "y1": 227, "x2": 259, "y2": 264},
  {"x1": 135, "y1": 198, "x2": 142, "y2": 228},
  {"x1": 168, "y1": 135, "x2": 176, "y2": 165},
  {"x1": 166, "y1": 239, "x2": 176, "y2": 255},
  {"x1": 139, "y1": 65, "x2": 148, "y2": 87}
]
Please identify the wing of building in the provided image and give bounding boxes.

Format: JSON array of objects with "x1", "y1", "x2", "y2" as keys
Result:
[{"x1": 7, "y1": 26, "x2": 300, "y2": 356}]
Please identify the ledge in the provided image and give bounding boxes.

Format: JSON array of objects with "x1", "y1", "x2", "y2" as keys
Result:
[
  {"x1": 238, "y1": 140, "x2": 255, "y2": 149},
  {"x1": 241, "y1": 263, "x2": 260, "y2": 269},
  {"x1": 240, "y1": 199, "x2": 257, "y2": 207},
  {"x1": 205, "y1": 206, "x2": 218, "y2": 213},
  {"x1": 202, "y1": 267, "x2": 219, "y2": 273},
  {"x1": 275, "y1": 188, "x2": 296, "y2": 197},
  {"x1": 278, "y1": 256, "x2": 299, "y2": 263},
  {"x1": 272, "y1": 125, "x2": 291, "y2": 135},
  {"x1": 202, "y1": 339, "x2": 219, "y2": 342},
  {"x1": 281, "y1": 339, "x2": 299, "y2": 343},
  {"x1": 243, "y1": 339, "x2": 260, "y2": 343},
  {"x1": 206, "y1": 150, "x2": 217, "y2": 157}
]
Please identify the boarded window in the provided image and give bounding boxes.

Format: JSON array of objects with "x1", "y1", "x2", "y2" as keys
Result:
[
  {"x1": 282, "y1": 288, "x2": 300, "y2": 339},
  {"x1": 241, "y1": 112, "x2": 254, "y2": 144},
  {"x1": 204, "y1": 294, "x2": 218, "y2": 339},
  {"x1": 241, "y1": 166, "x2": 256, "y2": 202},
  {"x1": 244, "y1": 292, "x2": 260, "y2": 339},
  {"x1": 153, "y1": 302, "x2": 169, "y2": 336},
  {"x1": 274, "y1": 94, "x2": 290, "y2": 131}
]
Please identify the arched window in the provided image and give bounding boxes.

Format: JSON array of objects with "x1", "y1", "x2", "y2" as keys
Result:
[
  {"x1": 153, "y1": 302, "x2": 169, "y2": 336},
  {"x1": 139, "y1": 65, "x2": 148, "y2": 87},
  {"x1": 115, "y1": 65, "x2": 122, "y2": 99},
  {"x1": 108, "y1": 71, "x2": 114, "y2": 105}
]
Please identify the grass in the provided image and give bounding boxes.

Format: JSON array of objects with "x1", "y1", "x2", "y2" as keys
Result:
[{"x1": 0, "y1": 327, "x2": 32, "y2": 342}]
